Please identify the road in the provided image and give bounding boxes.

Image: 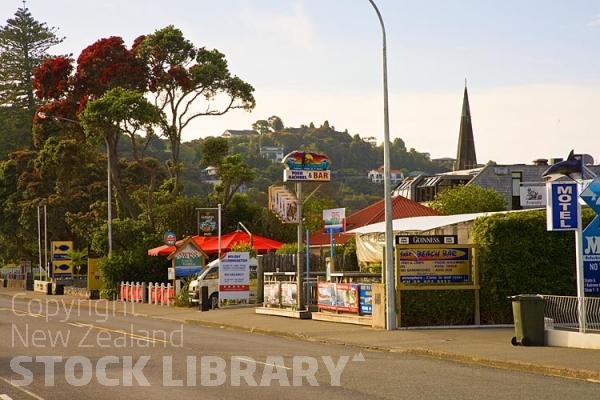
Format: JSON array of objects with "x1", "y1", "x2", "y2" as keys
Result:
[{"x1": 0, "y1": 296, "x2": 597, "y2": 399}]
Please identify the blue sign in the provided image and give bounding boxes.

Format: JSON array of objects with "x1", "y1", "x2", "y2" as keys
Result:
[
  {"x1": 583, "y1": 216, "x2": 600, "y2": 294},
  {"x1": 175, "y1": 266, "x2": 202, "y2": 277},
  {"x1": 547, "y1": 182, "x2": 579, "y2": 231},
  {"x1": 359, "y1": 284, "x2": 372, "y2": 315},
  {"x1": 580, "y1": 177, "x2": 600, "y2": 215}
]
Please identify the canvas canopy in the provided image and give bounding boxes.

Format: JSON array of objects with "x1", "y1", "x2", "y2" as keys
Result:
[
  {"x1": 348, "y1": 211, "x2": 519, "y2": 264},
  {"x1": 147, "y1": 230, "x2": 283, "y2": 257}
]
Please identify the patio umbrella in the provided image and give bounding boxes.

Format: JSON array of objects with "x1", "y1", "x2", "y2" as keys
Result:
[
  {"x1": 199, "y1": 230, "x2": 283, "y2": 254},
  {"x1": 147, "y1": 231, "x2": 282, "y2": 257}
]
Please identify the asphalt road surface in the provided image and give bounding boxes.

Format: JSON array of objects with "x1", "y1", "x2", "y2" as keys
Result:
[{"x1": 0, "y1": 296, "x2": 597, "y2": 399}]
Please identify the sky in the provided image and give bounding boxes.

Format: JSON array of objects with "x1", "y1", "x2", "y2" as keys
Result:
[{"x1": 3, "y1": 0, "x2": 600, "y2": 165}]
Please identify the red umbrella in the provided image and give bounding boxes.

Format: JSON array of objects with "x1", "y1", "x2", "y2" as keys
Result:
[
  {"x1": 200, "y1": 230, "x2": 283, "y2": 254},
  {"x1": 147, "y1": 231, "x2": 282, "y2": 257}
]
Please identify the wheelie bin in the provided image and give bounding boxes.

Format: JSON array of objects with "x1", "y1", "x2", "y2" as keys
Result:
[{"x1": 509, "y1": 294, "x2": 545, "y2": 346}]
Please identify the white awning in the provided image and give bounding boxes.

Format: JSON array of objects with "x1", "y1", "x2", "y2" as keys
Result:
[{"x1": 347, "y1": 210, "x2": 532, "y2": 235}]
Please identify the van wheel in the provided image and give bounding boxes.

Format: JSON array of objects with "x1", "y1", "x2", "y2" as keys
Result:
[{"x1": 210, "y1": 293, "x2": 219, "y2": 309}]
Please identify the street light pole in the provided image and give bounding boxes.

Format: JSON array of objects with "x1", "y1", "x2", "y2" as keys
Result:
[
  {"x1": 105, "y1": 137, "x2": 113, "y2": 257},
  {"x1": 37, "y1": 112, "x2": 113, "y2": 257},
  {"x1": 367, "y1": 0, "x2": 396, "y2": 330}
]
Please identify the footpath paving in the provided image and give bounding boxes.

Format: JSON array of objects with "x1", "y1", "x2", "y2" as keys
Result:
[{"x1": 2, "y1": 287, "x2": 600, "y2": 383}]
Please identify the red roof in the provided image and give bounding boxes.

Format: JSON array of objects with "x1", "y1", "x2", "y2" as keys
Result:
[{"x1": 309, "y1": 196, "x2": 442, "y2": 246}]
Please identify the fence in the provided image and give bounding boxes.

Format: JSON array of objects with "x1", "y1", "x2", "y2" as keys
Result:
[
  {"x1": 259, "y1": 253, "x2": 359, "y2": 273},
  {"x1": 119, "y1": 281, "x2": 174, "y2": 306},
  {"x1": 542, "y1": 295, "x2": 600, "y2": 333}
]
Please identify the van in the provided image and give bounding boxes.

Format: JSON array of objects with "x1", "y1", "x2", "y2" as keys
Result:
[{"x1": 188, "y1": 258, "x2": 258, "y2": 308}]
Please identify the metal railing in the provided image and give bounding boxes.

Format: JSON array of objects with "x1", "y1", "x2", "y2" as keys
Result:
[{"x1": 542, "y1": 295, "x2": 600, "y2": 333}]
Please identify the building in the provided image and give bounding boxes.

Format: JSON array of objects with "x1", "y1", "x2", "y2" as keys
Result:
[
  {"x1": 259, "y1": 146, "x2": 285, "y2": 163},
  {"x1": 368, "y1": 166, "x2": 404, "y2": 184},
  {"x1": 394, "y1": 82, "x2": 600, "y2": 209},
  {"x1": 455, "y1": 82, "x2": 478, "y2": 171},
  {"x1": 307, "y1": 195, "x2": 442, "y2": 250},
  {"x1": 221, "y1": 129, "x2": 258, "y2": 138},
  {"x1": 201, "y1": 166, "x2": 220, "y2": 186}
]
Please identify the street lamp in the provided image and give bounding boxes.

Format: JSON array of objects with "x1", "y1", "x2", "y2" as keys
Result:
[
  {"x1": 37, "y1": 112, "x2": 113, "y2": 256},
  {"x1": 367, "y1": 0, "x2": 396, "y2": 330}
]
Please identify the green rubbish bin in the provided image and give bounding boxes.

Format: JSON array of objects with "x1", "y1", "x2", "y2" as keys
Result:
[{"x1": 509, "y1": 294, "x2": 545, "y2": 346}]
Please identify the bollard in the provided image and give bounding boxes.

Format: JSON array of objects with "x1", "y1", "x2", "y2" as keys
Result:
[{"x1": 200, "y1": 285, "x2": 209, "y2": 312}]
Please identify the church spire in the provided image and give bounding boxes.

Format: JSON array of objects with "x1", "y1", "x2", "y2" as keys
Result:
[{"x1": 454, "y1": 81, "x2": 477, "y2": 171}]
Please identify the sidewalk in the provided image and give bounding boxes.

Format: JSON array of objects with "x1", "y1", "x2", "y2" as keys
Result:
[{"x1": 2, "y1": 288, "x2": 600, "y2": 382}]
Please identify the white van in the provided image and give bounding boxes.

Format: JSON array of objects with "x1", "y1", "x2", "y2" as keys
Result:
[{"x1": 188, "y1": 258, "x2": 258, "y2": 308}]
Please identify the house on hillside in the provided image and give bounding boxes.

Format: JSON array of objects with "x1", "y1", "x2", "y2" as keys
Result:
[
  {"x1": 368, "y1": 166, "x2": 404, "y2": 184},
  {"x1": 259, "y1": 146, "x2": 285, "y2": 163},
  {"x1": 201, "y1": 166, "x2": 220, "y2": 185},
  {"x1": 221, "y1": 129, "x2": 258, "y2": 138}
]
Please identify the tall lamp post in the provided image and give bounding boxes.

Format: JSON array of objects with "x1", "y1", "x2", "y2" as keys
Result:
[
  {"x1": 367, "y1": 0, "x2": 396, "y2": 330},
  {"x1": 37, "y1": 112, "x2": 113, "y2": 257}
]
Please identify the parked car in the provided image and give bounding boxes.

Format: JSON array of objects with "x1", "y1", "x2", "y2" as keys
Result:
[{"x1": 188, "y1": 258, "x2": 258, "y2": 308}]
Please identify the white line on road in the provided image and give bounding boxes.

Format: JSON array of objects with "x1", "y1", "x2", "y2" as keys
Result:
[
  {"x1": 232, "y1": 356, "x2": 292, "y2": 370},
  {"x1": 67, "y1": 322, "x2": 169, "y2": 344},
  {"x1": 0, "y1": 377, "x2": 45, "y2": 400}
]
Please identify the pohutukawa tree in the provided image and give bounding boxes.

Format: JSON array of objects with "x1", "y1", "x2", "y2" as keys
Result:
[
  {"x1": 133, "y1": 25, "x2": 256, "y2": 195},
  {"x1": 34, "y1": 36, "x2": 149, "y2": 220}
]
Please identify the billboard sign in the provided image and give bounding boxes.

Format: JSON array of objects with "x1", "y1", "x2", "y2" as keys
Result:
[
  {"x1": 219, "y1": 252, "x2": 250, "y2": 301},
  {"x1": 282, "y1": 150, "x2": 331, "y2": 182},
  {"x1": 323, "y1": 208, "x2": 346, "y2": 234},
  {"x1": 546, "y1": 182, "x2": 579, "y2": 231},
  {"x1": 397, "y1": 245, "x2": 471, "y2": 284},
  {"x1": 520, "y1": 182, "x2": 546, "y2": 207},
  {"x1": 268, "y1": 185, "x2": 298, "y2": 223}
]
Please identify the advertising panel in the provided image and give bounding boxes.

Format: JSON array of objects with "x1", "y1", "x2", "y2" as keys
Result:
[
  {"x1": 316, "y1": 282, "x2": 359, "y2": 314},
  {"x1": 268, "y1": 185, "x2": 299, "y2": 223},
  {"x1": 546, "y1": 182, "x2": 579, "y2": 231},
  {"x1": 520, "y1": 182, "x2": 546, "y2": 207},
  {"x1": 323, "y1": 208, "x2": 346, "y2": 234},
  {"x1": 173, "y1": 242, "x2": 203, "y2": 277},
  {"x1": 282, "y1": 150, "x2": 331, "y2": 182},
  {"x1": 581, "y1": 177, "x2": 600, "y2": 294},
  {"x1": 397, "y1": 245, "x2": 471, "y2": 284},
  {"x1": 280, "y1": 282, "x2": 298, "y2": 306},
  {"x1": 583, "y1": 216, "x2": 600, "y2": 294},
  {"x1": 219, "y1": 252, "x2": 250, "y2": 301},
  {"x1": 52, "y1": 241, "x2": 73, "y2": 274},
  {"x1": 359, "y1": 284, "x2": 372, "y2": 315},
  {"x1": 198, "y1": 210, "x2": 218, "y2": 236},
  {"x1": 334, "y1": 283, "x2": 359, "y2": 313},
  {"x1": 264, "y1": 282, "x2": 281, "y2": 305}
]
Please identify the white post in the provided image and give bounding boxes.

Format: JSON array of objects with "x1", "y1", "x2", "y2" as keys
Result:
[
  {"x1": 368, "y1": 0, "x2": 395, "y2": 330},
  {"x1": 105, "y1": 138, "x2": 113, "y2": 257},
  {"x1": 575, "y1": 201, "x2": 587, "y2": 332},
  {"x1": 218, "y1": 203, "x2": 222, "y2": 260}
]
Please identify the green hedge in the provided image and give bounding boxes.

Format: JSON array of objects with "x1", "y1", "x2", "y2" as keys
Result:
[{"x1": 399, "y1": 208, "x2": 595, "y2": 326}]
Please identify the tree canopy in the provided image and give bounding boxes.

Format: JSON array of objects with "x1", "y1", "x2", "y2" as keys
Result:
[{"x1": 429, "y1": 184, "x2": 507, "y2": 215}]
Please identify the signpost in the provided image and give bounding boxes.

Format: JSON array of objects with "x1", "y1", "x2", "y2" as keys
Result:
[{"x1": 281, "y1": 150, "x2": 331, "y2": 311}]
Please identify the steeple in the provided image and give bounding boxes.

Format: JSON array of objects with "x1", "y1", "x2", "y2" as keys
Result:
[{"x1": 454, "y1": 81, "x2": 477, "y2": 171}]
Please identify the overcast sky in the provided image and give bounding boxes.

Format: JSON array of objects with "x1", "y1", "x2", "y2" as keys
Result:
[{"x1": 4, "y1": 0, "x2": 600, "y2": 164}]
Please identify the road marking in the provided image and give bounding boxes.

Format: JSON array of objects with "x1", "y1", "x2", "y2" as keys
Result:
[
  {"x1": 0, "y1": 377, "x2": 45, "y2": 400},
  {"x1": 67, "y1": 322, "x2": 170, "y2": 344},
  {"x1": 232, "y1": 356, "x2": 292, "y2": 370},
  {"x1": 0, "y1": 308, "x2": 46, "y2": 318}
]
